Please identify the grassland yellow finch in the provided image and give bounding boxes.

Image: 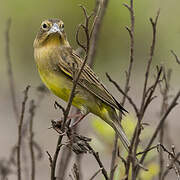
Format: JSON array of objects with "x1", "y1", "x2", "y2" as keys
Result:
[{"x1": 33, "y1": 19, "x2": 130, "y2": 151}]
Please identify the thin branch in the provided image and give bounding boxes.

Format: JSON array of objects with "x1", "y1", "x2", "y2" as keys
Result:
[
  {"x1": 51, "y1": 6, "x2": 94, "y2": 180},
  {"x1": 87, "y1": 144, "x2": 109, "y2": 180},
  {"x1": 89, "y1": 168, "x2": 103, "y2": 180},
  {"x1": 50, "y1": 135, "x2": 64, "y2": 180},
  {"x1": 46, "y1": 151, "x2": 53, "y2": 167},
  {"x1": 17, "y1": 85, "x2": 30, "y2": 180},
  {"x1": 136, "y1": 145, "x2": 158, "y2": 156},
  {"x1": 110, "y1": 1, "x2": 135, "y2": 179},
  {"x1": 57, "y1": 147, "x2": 72, "y2": 180},
  {"x1": 142, "y1": 66, "x2": 163, "y2": 115},
  {"x1": 5, "y1": 18, "x2": 19, "y2": 121},
  {"x1": 136, "y1": 90, "x2": 180, "y2": 174},
  {"x1": 122, "y1": 0, "x2": 135, "y2": 106},
  {"x1": 170, "y1": 50, "x2": 180, "y2": 65},
  {"x1": 130, "y1": 11, "x2": 160, "y2": 180},
  {"x1": 106, "y1": 73, "x2": 138, "y2": 115},
  {"x1": 158, "y1": 68, "x2": 172, "y2": 180},
  {"x1": 140, "y1": 10, "x2": 160, "y2": 114},
  {"x1": 109, "y1": 134, "x2": 118, "y2": 179},
  {"x1": 29, "y1": 100, "x2": 36, "y2": 180},
  {"x1": 162, "y1": 152, "x2": 180, "y2": 180},
  {"x1": 87, "y1": 0, "x2": 109, "y2": 67}
]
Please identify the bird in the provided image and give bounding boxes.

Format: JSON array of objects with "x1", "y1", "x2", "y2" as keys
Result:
[{"x1": 33, "y1": 18, "x2": 130, "y2": 151}]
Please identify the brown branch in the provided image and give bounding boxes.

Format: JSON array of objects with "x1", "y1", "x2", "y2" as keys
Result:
[
  {"x1": 141, "y1": 66, "x2": 163, "y2": 116},
  {"x1": 89, "y1": 168, "x2": 103, "y2": 180},
  {"x1": 69, "y1": 2, "x2": 103, "y2": 177},
  {"x1": 29, "y1": 100, "x2": 36, "y2": 180},
  {"x1": 87, "y1": 144, "x2": 109, "y2": 180},
  {"x1": 162, "y1": 152, "x2": 180, "y2": 180},
  {"x1": 5, "y1": 18, "x2": 19, "y2": 121},
  {"x1": 140, "y1": 10, "x2": 160, "y2": 114},
  {"x1": 110, "y1": 1, "x2": 135, "y2": 179},
  {"x1": 51, "y1": 6, "x2": 94, "y2": 180},
  {"x1": 46, "y1": 151, "x2": 53, "y2": 167},
  {"x1": 158, "y1": 68, "x2": 172, "y2": 180},
  {"x1": 106, "y1": 73, "x2": 138, "y2": 115},
  {"x1": 51, "y1": 135, "x2": 64, "y2": 180},
  {"x1": 170, "y1": 50, "x2": 180, "y2": 65},
  {"x1": 57, "y1": 147, "x2": 72, "y2": 180},
  {"x1": 109, "y1": 134, "x2": 118, "y2": 179},
  {"x1": 17, "y1": 85, "x2": 30, "y2": 180},
  {"x1": 136, "y1": 145, "x2": 158, "y2": 156},
  {"x1": 129, "y1": 11, "x2": 160, "y2": 180},
  {"x1": 87, "y1": 0, "x2": 109, "y2": 67},
  {"x1": 122, "y1": 0, "x2": 135, "y2": 106},
  {"x1": 136, "y1": 90, "x2": 180, "y2": 174}
]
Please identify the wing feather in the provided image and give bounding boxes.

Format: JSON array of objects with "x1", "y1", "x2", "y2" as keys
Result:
[{"x1": 57, "y1": 47, "x2": 127, "y2": 113}]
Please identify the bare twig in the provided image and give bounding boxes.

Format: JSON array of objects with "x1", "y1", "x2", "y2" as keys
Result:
[
  {"x1": 68, "y1": 2, "x2": 104, "y2": 178},
  {"x1": 87, "y1": 144, "x2": 109, "y2": 180},
  {"x1": 89, "y1": 168, "x2": 103, "y2": 180},
  {"x1": 109, "y1": 135, "x2": 118, "y2": 179},
  {"x1": 170, "y1": 50, "x2": 180, "y2": 65},
  {"x1": 46, "y1": 151, "x2": 53, "y2": 167},
  {"x1": 54, "y1": 101, "x2": 65, "y2": 114},
  {"x1": 109, "y1": 1, "x2": 135, "y2": 178},
  {"x1": 162, "y1": 152, "x2": 180, "y2": 180},
  {"x1": 17, "y1": 85, "x2": 30, "y2": 180},
  {"x1": 141, "y1": 66, "x2": 163, "y2": 115},
  {"x1": 51, "y1": 6, "x2": 94, "y2": 180},
  {"x1": 106, "y1": 73, "x2": 138, "y2": 115},
  {"x1": 129, "y1": 11, "x2": 160, "y2": 180},
  {"x1": 87, "y1": 0, "x2": 109, "y2": 67},
  {"x1": 51, "y1": 135, "x2": 64, "y2": 180},
  {"x1": 140, "y1": 10, "x2": 160, "y2": 114},
  {"x1": 158, "y1": 68, "x2": 172, "y2": 180},
  {"x1": 136, "y1": 145, "x2": 158, "y2": 156},
  {"x1": 5, "y1": 18, "x2": 19, "y2": 121},
  {"x1": 57, "y1": 147, "x2": 72, "y2": 180},
  {"x1": 29, "y1": 100, "x2": 36, "y2": 180},
  {"x1": 136, "y1": 90, "x2": 180, "y2": 174}
]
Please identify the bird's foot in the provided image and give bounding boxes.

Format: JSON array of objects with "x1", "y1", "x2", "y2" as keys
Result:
[{"x1": 70, "y1": 113, "x2": 89, "y2": 128}]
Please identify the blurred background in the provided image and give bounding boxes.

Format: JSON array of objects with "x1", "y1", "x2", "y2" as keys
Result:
[{"x1": 0, "y1": 0, "x2": 180, "y2": 179}]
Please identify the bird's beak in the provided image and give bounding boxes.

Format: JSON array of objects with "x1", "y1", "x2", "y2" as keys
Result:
[{"x1": 48, "y1": 23, "x2": 61, "y2": 35}]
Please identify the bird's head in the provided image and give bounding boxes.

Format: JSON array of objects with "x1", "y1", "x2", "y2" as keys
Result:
[{"x1": 33, "y1": 18, "x2": 69, "y2": 48}]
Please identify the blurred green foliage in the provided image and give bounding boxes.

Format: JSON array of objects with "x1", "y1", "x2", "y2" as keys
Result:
[
  {"x1": 0, "y1": 0, "x2": 180, "y2": 90},
  {"x1": 91, "y1": 114, "x2": 159, "y2": 179}
]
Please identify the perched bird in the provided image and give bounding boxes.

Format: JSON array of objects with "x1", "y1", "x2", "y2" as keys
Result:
[{"x1": 33, "y1": 18, "x2": 130, "y2": 151}]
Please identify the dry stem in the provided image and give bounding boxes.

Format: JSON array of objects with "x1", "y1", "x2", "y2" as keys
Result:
[
  {"x1": 17, "y1": 85, "x2": 30, "y2": 180},
  {"x1": 5, "y1": 18, "x2": 19, "y2": 121}
]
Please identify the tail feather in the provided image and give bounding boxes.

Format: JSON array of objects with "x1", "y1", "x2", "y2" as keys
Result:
[{"x1": 112, "y1": 121, "x2": 130, "y2": 152}]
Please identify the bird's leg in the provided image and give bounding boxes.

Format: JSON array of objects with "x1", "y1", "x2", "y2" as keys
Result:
[
  {"x1": 70, "y1": 113, "x2": 89, "y2": 128},
  {"x1": 66, "y1": 111, "x2": 82, "y2": 120}
]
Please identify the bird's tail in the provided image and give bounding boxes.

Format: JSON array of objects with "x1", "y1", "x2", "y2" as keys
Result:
[{"x1": 111, "y1": 120, "x2": 130, "y2": 152}]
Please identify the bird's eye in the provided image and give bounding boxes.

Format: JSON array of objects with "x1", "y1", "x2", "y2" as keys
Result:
[
  {"x1": 61, "y1": 24, "x2": 64, "y2": 30},
  {"x1": 42, "y1": 23, "x2": 48, "y2": 30}
]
